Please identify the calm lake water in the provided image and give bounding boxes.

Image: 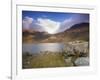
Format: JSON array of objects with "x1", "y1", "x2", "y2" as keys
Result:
[{"x1": 22, "y1": 43, "x2": 64, "y2": 53}]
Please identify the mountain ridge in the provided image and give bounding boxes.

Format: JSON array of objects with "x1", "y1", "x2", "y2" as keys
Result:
[{"x1": 23, "y1": 22, "x2": 89, "y2": 43}]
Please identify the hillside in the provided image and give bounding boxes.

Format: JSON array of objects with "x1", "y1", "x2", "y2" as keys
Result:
[{"x1": 23, "y1": 23, "x2": 89, "y2": 43}]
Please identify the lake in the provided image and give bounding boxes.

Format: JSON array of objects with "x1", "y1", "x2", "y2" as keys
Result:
[{"x1": 22, "y1": 43, "x2": 64, "y2": 54}]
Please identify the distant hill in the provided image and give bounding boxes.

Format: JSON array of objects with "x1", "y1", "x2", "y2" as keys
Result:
[
  {"x1": 51, "y1": 23, "x2": 89, "y2": 41},
  {"x1": 65, "y1": 23, "x2": 89, "y2": 41},
  {"x1": 68, "y1": 23, "x2": 89, "y2": 30},
  {"x1": 23, "y1": 23, "x2": 89, "y2": 43}
]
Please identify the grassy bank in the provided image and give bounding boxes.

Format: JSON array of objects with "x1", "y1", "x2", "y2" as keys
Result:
[{"x1": 22, "y1": 51, "x2": 74, "y2": 69}]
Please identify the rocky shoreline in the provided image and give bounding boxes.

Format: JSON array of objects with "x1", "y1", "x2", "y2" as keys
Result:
[{"x1": 22, "y1": 41, "x2": 89, "y2": 69}]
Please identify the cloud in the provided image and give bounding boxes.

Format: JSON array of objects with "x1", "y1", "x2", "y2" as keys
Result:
[
  {"x1": 58, "y1": 14, "x2": 89, "y2": 32},
  {"x1": 36, "y1": 18, "x2": 61, "y2": 34},
  {"x1": 22, "y1": 16, "x2": 34, "y2": 30},
  {"x1": 58, "y1": 18, "x2": 73, "y2": 32},
  {"x1": 22, "y1": 14, "x2": 89, "y2": 34}
]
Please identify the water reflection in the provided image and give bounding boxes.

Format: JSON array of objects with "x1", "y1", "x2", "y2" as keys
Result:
[{"x1": 22, "y1": 43, "x2": 64, "y2": 54}]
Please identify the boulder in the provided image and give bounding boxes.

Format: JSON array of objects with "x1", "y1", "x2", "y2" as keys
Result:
[{"x1": 74, "y1": 57, "x2": 89, "y2": 66}]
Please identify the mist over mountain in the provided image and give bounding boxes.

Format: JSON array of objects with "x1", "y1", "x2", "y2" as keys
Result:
[
  {"x1": 22, "y1": 14, "x2": 89, "y2": 34},
  {"x1": 23, "y1": 22, "x2": 89, "y2": 43}
]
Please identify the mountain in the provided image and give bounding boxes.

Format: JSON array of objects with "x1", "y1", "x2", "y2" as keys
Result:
[
  {"x1": 47, "y1": 23, "x2": 89, "y2": 42},
  {"x1": 65, "y1": 23, "x2": 89, "y2": 41},
  {"x1": 23, "y1": 23, "x2": 89, "y2": 43},
  {"x1": 68, "y1": 23, "x2": 89, "y2": 30}
]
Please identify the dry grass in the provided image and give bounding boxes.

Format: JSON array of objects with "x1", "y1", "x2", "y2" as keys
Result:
[
  {"x1": 22, "y1": 52, "x2": 69, "y2": 69},
  {"x1": 22, "y1": 46, "x2": 89, "y2": 69}
]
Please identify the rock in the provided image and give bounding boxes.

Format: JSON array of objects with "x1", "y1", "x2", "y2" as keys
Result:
[
  {"x1": 64, "y1": 57, "x2": 74, "y2": 66},
  {"x1": 63, "y1": 41, "x2": 89, "y2": 57},
  {"x1": 74, "y1": 57, "x2": 89, "y2": 66},
  {"x1": 72, "y1": 42, "x2": 89, "y2": 54},
  {"x1": 63, "y1": 44, "x2": 75, "y2": 55}
]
